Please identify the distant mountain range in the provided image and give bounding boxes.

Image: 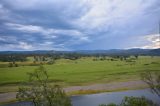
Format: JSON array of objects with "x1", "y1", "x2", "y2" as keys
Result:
[{"x1": 0, "y1": 48, "x2": 160, "y2": 56}]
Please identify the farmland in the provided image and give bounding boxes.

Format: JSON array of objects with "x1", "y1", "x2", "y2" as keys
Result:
[{"x1": 0, "y1": 56, "x2": 160, "y2": 93}]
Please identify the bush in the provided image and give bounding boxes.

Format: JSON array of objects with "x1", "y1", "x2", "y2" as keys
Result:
[
  {"x1": 93, "y1": 58, "x2": 97, "y2": 61},
  {"x1": 99, "y1": 96, "x2": 157, "y2": 106},
  {"x1": 8, "y1": 62, "x2": 13, "y2": 67},
  {"x1": 15, "y1": 63, "x2": 18, "y2": 67},
  {"x1": 120, "y1": 96, "x2": 156, "y2": 106}
]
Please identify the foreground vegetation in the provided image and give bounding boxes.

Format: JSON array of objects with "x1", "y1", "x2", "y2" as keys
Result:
[
  {"x1": 100, "y1": 71, "x2": 160, "y2": 106},
  {"x1": 0, "y1": 56, "x2": 160, "y2": 93},
  {"x1": 17, "y1": 65, "x2": 71, "y2": 106},
  {"x1": 14, "y1": 66, "x2": 159, "y2": 106},
  {"x1": 15, "y1": 66, "x2": 160, "y2": 106},
  {"x1": 99, "y1": 96, "x2": 157, "y2": 106}
]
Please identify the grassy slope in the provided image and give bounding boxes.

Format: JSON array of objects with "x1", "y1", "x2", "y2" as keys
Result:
[{"x1": 0, "y1": 56, "x2": 160, "y2": 92}]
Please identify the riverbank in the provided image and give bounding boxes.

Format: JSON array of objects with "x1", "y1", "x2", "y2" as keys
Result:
[
  {"x1": 2, "y1": 89, "x2": 159, "y2": 106},
  {"x1": 0, "y1": 80, "x2": 148, "y2": 104}
]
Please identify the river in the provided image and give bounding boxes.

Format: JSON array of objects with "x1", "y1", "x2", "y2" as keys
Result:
[{"x1": 1, "y1": 89, "x2": 160, "y2": 106}]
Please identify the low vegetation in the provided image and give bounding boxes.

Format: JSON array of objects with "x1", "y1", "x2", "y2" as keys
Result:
[
  {"x1": 99, "y1": 70, "x2": 160, "y2": 106},
  {"x1": 0, "y1": 54, "x2": 160, "y2": 105},
  {"x1": 0, "y1": 56, "x2": 160, "y2": 93},
  {"x1": 99, "y1": 96, "x2": 157, "y2": 106}
]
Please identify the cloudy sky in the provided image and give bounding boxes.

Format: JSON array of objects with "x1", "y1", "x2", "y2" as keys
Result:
[{"x1": 0, "y1": 0, "x2": 160, "y2": 51}]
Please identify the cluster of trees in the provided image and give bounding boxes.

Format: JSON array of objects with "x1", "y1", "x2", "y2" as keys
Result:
[
  {"x1": 62, "y1": 53, "x2": 82, "y2": 60},
  {"x1": 110, "y1": 55, "x2": 138, "y2": 61},
  {"x1": 0, "y1": 53, "x2": 139, "y2": 62},
  {"x1": 0, "y1": 55, "x2": 27, "y2": 62},
  {"x1": 33, "y1": 55, "x2": 55, "y2": 65},
  {"x1": 33, "y1": 54, "x2": 62, "y2": 62},
  {"x1": 32, "y1": 53, "x2": 83, "y2": 61},
  {"x1": 0, "y1": 53, "x2": 84, "y2": 68},
  {"x1": 0, "y1": 55, "x2": 27, "y2": 67},
  {"x1": 0, "y1": 53, "x2": 140, "y2": 68},
  {"x1": 92, "y1": 55, "x2": 138, "y2": 64},
  {"x1": 8, "y1": 62, "x2": 19, "y2": 67}
]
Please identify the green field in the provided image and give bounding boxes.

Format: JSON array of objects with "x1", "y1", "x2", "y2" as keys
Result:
[{"x1": 0, "y1": 56, "x2": 160, "y2": 93}]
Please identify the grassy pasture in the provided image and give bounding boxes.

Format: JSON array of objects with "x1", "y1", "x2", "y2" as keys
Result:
[{"x1": 0, "y1": 56, "x2": 160, "y2": 93}]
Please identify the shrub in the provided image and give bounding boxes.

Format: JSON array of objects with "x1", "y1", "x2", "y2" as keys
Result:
[
  {"x1": 120, "y1": 96, "x2": 156, "y2": 106},
  {"x1": 15, "y1": 63, "x2": 18, "y2": 67},
  {"x1": 99, "y1": 96, "x2": 157, "y2": 106},
  {"x1": 8, "y1": 62, "x2": 13, "y2": 67}
]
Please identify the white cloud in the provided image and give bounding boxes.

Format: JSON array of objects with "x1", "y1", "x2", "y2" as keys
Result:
[
  {"x1": 5, "y1": 23, "x2": 90, "y2": 41},
  {"x1": 142, "y1": 34, "x2": 160, "y2": 49},
  {"x1": 73, "y1": 0, "x2": 158, "y2": 31},
  {"x1": 19, "y1": 42, "x2": 33, "y2": 49},
  {"x1": 39, "y1": 41, "x2": 54, "y2": 46},
  {"x1": 3, "y1": 23, "x2": 91, "y2": 50},
  {"x1": 0, "y1": 41, "x2": 33, "y2": 50},
  {"x1": 0, "y1": 4, "x2": 10, "y2": 20},
  {"x1": 5, "y1": 23, "x2": 56, "y2": 37},
  {"x1": 129, "y1": 34, "x2": 160, "y2": 49},
  {"x1": 1, "y1": 0, "x2": 159, "y2": 50}
]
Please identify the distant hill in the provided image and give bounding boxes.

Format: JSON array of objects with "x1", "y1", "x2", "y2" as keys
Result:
[
  {"x1": 0, "y1": 48, "x2": 159, "y2": 56},
  {"x1": 74, "y1": 48, "x2": 160, "y2": 56},
  {"x1": 148, "y1": 48, "x2": 160, "y2": 55}
]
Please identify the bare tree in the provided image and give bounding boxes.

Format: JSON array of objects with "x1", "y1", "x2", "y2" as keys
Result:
[
  {"x1": 16, "y1": 65, "x2": 72, "y2": 106},
  {"x1": 141, "y1": 71, "x2": 160, "y2": 98}
]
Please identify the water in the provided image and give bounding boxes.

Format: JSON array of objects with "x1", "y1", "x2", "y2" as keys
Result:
[
  {"x1": 1, "y1": 89, "x2": 160, "y2": 106},
  {"x1": 71, "y1": 89, "x2": 160, "y2": 106}
]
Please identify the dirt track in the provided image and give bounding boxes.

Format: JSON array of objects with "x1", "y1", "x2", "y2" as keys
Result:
[{"x1": 0, "y1": 80, "x2": 148, "y2": 103}]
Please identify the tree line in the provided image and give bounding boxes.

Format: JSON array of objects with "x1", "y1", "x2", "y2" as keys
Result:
[{"x1": 0, "y1": 53, "x2": 139, "y2": 62}]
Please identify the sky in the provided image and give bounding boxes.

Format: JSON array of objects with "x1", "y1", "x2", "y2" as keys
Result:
[{"x1": 0, "y1": 0, "x2": 160, "y2": 51}]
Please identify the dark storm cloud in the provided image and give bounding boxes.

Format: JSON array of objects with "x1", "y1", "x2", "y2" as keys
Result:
[{"x1": 0, "y1": 0, "x2": 160, "y2": 50}]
